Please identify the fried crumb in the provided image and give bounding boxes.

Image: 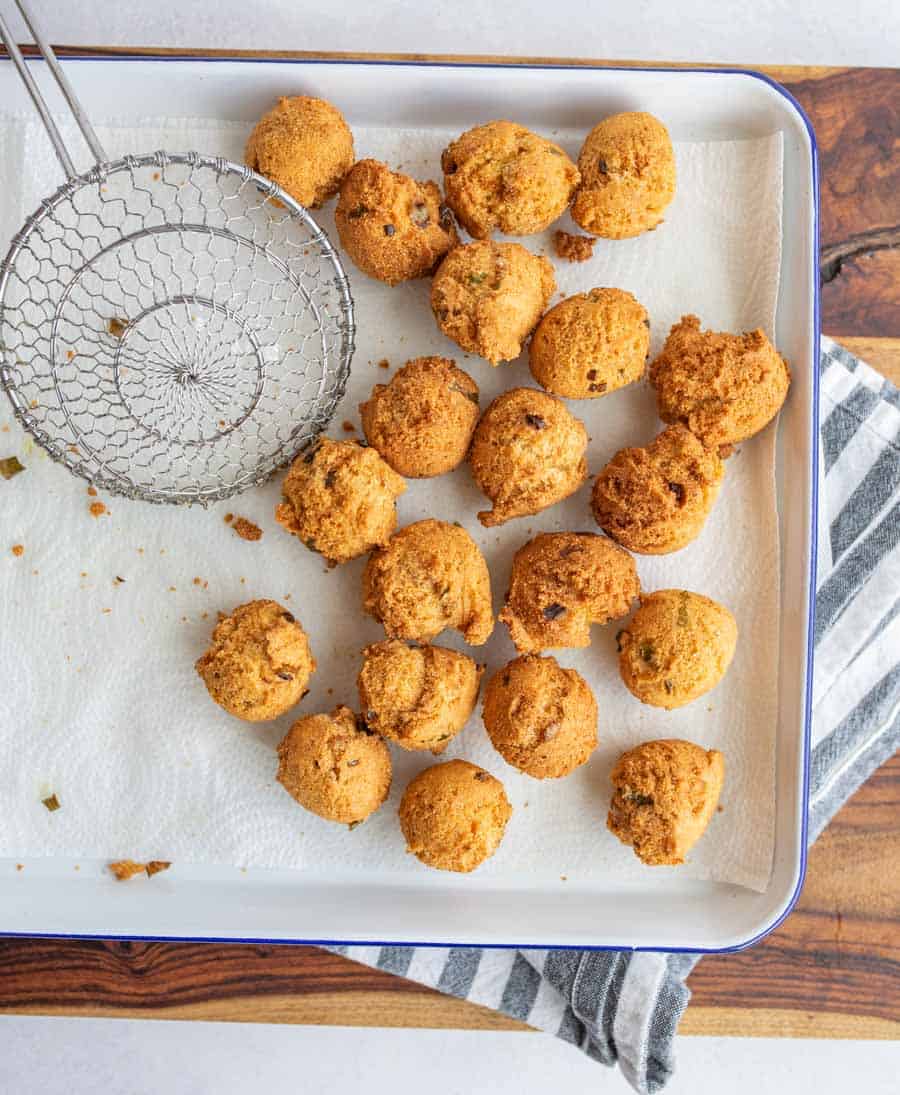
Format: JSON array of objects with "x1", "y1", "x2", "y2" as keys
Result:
[
  {"x1": 15, "y1": 864, "x2": 23, "y2": 872},
  {"x1": 560, "y1": 875, "x2": 568, "y2": 882},
  {"x1": 11, "y1": 544, "x2": 24, "y2": 557},
  {"x1": 114, "y1": 575, "x2": 125, "y2": 585},
  {"x1": 101, "y1": 608, "x2": 111, "y2": 614},
  {"x1": 192, "y1": 576, "x2": 208, "y2": 589},
  {"x1": 232, "y1": 517, "x2": 262, "y2": 541},
  {"x1": 109, "y1": 859, "x2": 171, "y2": 881},
  {"x1": 201, "y1": 612, "x2": 208, "y2": 620},
  {"x1": 108, "y1": 317, "x2": 127, "y2": 338},
  {"x1": 240, "y1": 577, "x2": 246, "y2": 584},
  {"x1": 87, "y1": 486, "x2": 97, "y2": 496},
  {"x1": 552, "y1": 230, "x2": 595, "y2": 262},
  {"x1": 137, "y1": 548, "x2": 144, "y2": 554},
  {"x1": 168, "y1": 586, "x2": 176, "y2": 592},
  {"x1": 224, "y1": 513, "x2": 234, "y2": 524},
  {"x1": 0, "y1": 456, "x2": 25, "y2": 480},
  {"x1": 327, "y1": 687, "x2": 334, "y2": 695},
  {"x1": 378, "y1": 358, "x2": 390, "y2": 369},
  {"x1": 341, "y1": 420, "x2": 356, "y2": 432},
  {"x1": 89, "y1": 501, "x2": 107, "y2": 518},
  {"x1": 66, "y1": 350, "x2": 75, "y2": 361}
]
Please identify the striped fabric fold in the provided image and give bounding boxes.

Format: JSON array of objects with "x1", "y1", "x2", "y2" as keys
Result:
[{"x1": 329, "y1": 339, "x2": 899, "y2": 1093}]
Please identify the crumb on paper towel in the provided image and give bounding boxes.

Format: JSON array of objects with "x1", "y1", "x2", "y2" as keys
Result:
[
  {"x1": 341, "y1": 420, "x2": 356, "y2": 432},
  {"x1": 11, "y1": 544, "x2": 24, "y2": 557},
  {"x1": 224, "y1": 513, "x2": 234, "y2": 524},
  {"x1": 192, "y1": 576, "x2": 208, "y2": 589},
  {"x1": 232, "y1": 517, "x2": 262, "y2": 542},
  {"x1": 0, "y1": 456, "x2": 25, "y2": 480},
  {"x1": 89, "y1": 501, "x2": 107, "y2": 518},
  {"x1": 114, "y1": 575, "x2": 126, "y2": 585},
  {"x1": 41, "y1": 793, "x2": 60, "y2": 812},
  {"x1": 552, "y1": 230, "x2": 595, "y2": 263},
  {"x1": 87, "y1": 486, "x2": 97, "y2": 496},
  {"x1": 15, "y1": 864, "x2": 23, "y2": 872},
  {"x1": 109, "y1": 859, "x2": 172, "y2": 881},
  {"x1": 377, "y1": 358, "x2": 390, "y2": 369},
  {"x1": 108, "y1": 317, "x2": 127, "y2": 338}
]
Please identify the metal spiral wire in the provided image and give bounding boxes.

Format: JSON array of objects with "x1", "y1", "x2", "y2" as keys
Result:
[{"x1": 0, "y1": 151, "x2": 355, "y2": 504}]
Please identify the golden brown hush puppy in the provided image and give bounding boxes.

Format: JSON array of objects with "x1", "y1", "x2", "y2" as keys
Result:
[
  {"x1": 399, "y1": 759, "x2": 512, "y2": 872},
  {"x1": 617, "y1": 590, "x2": 738, "y2": 710},
  {"x1": 362, "y1": 519, "x2": 493, "y2": 646},
  {"x1": 335, "y1": 159, "x2": 458, "y2": 285},
  {"x1": 591, "y1": 425, "x2": 724, "y2": 554},
  {"x1": 275, "y1": 438, "x2": 406, "y2": 566},
  {"x1": 649, "y1": 315, "x2": 791, "y2": 451},
  {"x1": 431, "y1": 241, "x2": 556, "y2": 365},
  {"x1": 572, "y1": 111, "x2": 676, "y2": 238},
  {"x1": 276, "y1": 705, "x2": 391, "y2": 826},
  {"x1": 499, "y1": 532, "x2": 640, "y2": 653},
  {"x1": 529, "y1": 288, "x2": 650, "y2": 399},
  {"x1": 245, "y1": 95, "x2": 354, "y2": 208},
  {"x1": 358, "y1": 640, "x2": 482, "y2": 752},
  {"x1": 195, "y1": 599, "x2": 315, "y2": 722},
  {"x1": 607, "y1": 739, "x2": 724, "y2": 865},
  {"x1": 482, "y1": 654, "x2": 598, "y2": 779},
  {"x1": 441, "y1": 120, "x2": 580, "y2": 238},
  {"x1": 360, "y1": 356, "x2": 479, "y2": 478},
  {"x1": 468, "y1": 388, "x2": 588, "y2": 527}
]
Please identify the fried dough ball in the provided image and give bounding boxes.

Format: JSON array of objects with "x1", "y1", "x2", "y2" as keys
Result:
[
  {"x1": 607, "y1": 739, "x2": 724, "y2": 865},
  {"x1": 399, "y1": 759, "x2": 512, "y2": 872},
  {"x1": 482, "y1": 655, "x2": 597, "y2": 779},
  {"x1": 617, "y1": 590, "x2": 738, "y2": 709},
  {"x1": 571, "y1": 111, "x2": 676, "y2": 238},
  {"x1": 468, "y1": 388, "x2": 588, "y2": 527},
  {"x1": 245, "y1": 95, "x2": 354, "y2": 208},
  {"x1": 440, "y1": 120, "x2": 580, "y2": 239},
  {"x1": 360, "y1": 356, "x2": 479, "y2": 477},
  {"x1": 275, "y1": 438, "x2": 406, "y2": 566},
  {"x1": 529, "y1": 288, "x2": 650, "y2": 399},
  {"x1": 276, "y1": 705, "x2": 391, "y2": 825},
  {"x1": 335, "y1": 159, "x2": 458, "y2": 285},
  {"x1": 499, "y1": 532, "x2": 640, "y2": 653},
  {"x1": 195, "y1": 599, "x2": 315, "y2": 722},
  {"x1": 649, "y1": 315, "x2": 792, "y2": 450},
  {"x1": 357, "y1": 640, "x2": 482, "y2": 752},
  {"x1": 591, "y1": 425, "x2": 724, "y2": 554},
  {"x1": 431, "y1": 241, "x2": 556, "y2": 365},
  {"x1": 362, "y1": 519, "x2": 493, "y2": 646}
]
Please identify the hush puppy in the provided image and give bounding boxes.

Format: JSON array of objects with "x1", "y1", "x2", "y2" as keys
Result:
[
  {"x1": 572, "y1": 111, "x2": 676, "y2": 238},
  {"x1": 483, "y1": 654, "x2": 598, "y2": 779},
  {"x1": 468, "y1": 387, "x2": 588, "y2": 527},
  {"x1": 617, "y1": 590, "x2": 738, "y2": 710},
  {"x1": 591, "y1": 425, "x2": 724, "y2": 554},
  {"x1": 195, "y1": 599, "x2": 315, "y2": 722},
  {"x1": 360, "y1": 356, "x2": 479, "y2": 478},
  {"x1": 649, "y1": 315, "x2": 791, "y2": 451},
  {"x1": 275, "y1": 438, "x2": 406, "y2": 566},
  {"x1": 358, "y1": 640, "x2": 482, "y2": 752},
  {"x1": 335, "y1": 159, "x2": 458, "y2": 285},
  {"x1": 363, "y1": 519, "x2": 493, "y2": 646},
  {"x1": 529, "y1": 288, "x2": 650, "y2": 399},
  {"x1": 431, "y1": 241, "x2": 556, "y2": 365},
  {"x1": 499, "y1": 532, "x2": 640, "y2": 653},
  {"x1": 441, "y1": 119, "x2": 580, "y2": 238},
  {"x1": 245, "y1": 95, "x2": 354, "y2": 208},
  {"x1": 276, "y1": 704, "x2": 391, "y2": 825},
  {"x1": 399, "y1": 759, "x2": 512, "y2": 872},
  {"x1": 607, "y1": 739, "x2": 724, "y2": 865}
]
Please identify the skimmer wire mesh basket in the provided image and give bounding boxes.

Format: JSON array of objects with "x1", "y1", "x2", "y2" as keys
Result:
[{"x1": 0, "y1": 3, "x2": 355, "y2": 505}]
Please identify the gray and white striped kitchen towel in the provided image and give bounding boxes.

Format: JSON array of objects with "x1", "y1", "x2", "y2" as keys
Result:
[{"x1": 329, "y1": 337, "x2": 900, "y2": 1093}]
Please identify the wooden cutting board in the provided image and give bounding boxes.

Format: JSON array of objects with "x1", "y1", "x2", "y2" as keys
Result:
[{"x1": 0, "y1": 50, "x2": 897, "y2": 1040}]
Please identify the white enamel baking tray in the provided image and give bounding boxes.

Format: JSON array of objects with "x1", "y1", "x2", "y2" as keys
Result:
[{"x1": 0, "y1": 54, "x2": 818, "y2": 952}]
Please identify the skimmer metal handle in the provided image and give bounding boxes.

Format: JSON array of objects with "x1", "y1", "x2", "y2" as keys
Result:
[{"x1": 0, "y1": 0, "x2": 107, "y2": 176}]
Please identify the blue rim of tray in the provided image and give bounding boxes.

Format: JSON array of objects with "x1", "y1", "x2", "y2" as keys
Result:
[{"x1": 0, "y1": 53, "x2": 820, "y2": 955}]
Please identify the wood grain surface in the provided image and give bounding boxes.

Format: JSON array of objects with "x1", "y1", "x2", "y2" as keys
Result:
[{"x1": 0, "y1": 51, "x2": 897, "y2": 1040}]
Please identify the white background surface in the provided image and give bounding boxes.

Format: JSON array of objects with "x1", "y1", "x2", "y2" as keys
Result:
[
  {"x1": 1, "y1": 2, "x2": 896, "y2": 1093},
  {"x1": 2, "y1": 1019, "x2": 899, "y2": 1095},
  {"x1": 2, "y1": 0, "x2": 899, "y2": 67}
]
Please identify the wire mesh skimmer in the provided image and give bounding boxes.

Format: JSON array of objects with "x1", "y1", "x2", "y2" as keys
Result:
[{"x1": 0, "y1": 3, "x2": 354, "y2": 505}]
